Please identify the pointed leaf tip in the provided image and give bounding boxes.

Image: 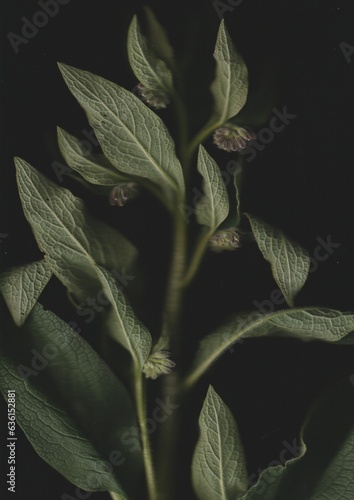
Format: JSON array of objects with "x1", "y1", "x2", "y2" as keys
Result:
[{"x1": 192, "y1": 385, "x2": 248, "y2": 499}]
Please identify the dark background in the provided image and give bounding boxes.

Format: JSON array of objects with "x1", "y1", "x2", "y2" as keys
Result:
[{"x1": 1, "y1": 0, "x2": 354, "y2": 498}]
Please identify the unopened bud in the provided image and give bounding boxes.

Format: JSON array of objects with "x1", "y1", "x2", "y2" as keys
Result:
[
  {"x1": 109, "y1": 183, "x2": 139, "y2": 206},
  {"x1": 209, "y1": 228, "x2": 241, "y2": 252},
  {"x1": 213, "y1": 124, "x2": 256, "y2": 152},
  {"x1": 133, "y1": 83, "x2": 170, "y2": 109}
]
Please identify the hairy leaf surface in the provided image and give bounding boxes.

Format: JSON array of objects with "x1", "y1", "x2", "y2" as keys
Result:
[
  {"x1": 96, "y1": 267, "x2": 152, "y2": 368},
  {"x1": 0, "y1": 304, "x2": 141, "y2": 497},
  {"x1": 58, "y1": 127, "x2": 129, "y2": 186},
  {"x1": 247, "y1": 214, "x2": 310, "y2": 306},
  {"x1": 15, "y1": 158, "x2": 137, "y2": 302},
  {"x1": 128, "y1": 16, "x2": 174, "y2": 95},
  {"x1": 210, "y1": 20, "x2": 248, "y2": 125},
  {"x1": 187, "y1": 308, "x2": 354, "y2": 387},
  {"x1": 195, "y1": 146, "x2": 229, "y2": 231},
  {"x1": 192, "y1": 386, "x2": 248, "y2": 499},
  {"x1": 58, "y1": 63, "x2": 184, "y2": 208},
  {"x1": 0, "y1": 260, "x2": 52, "y2": 326}
]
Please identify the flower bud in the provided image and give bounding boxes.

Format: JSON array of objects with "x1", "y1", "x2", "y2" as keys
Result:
[
  {"x1": 143, "y1": 350, "x2": 176, "y2": 380},
  {"x1": 133, "y1": 83, "x2": 170, "y2": 109},
  {"x1": 213, "y1": 124, "x2": 256, "y2": 152},
  {"x1": 209, "y1": 228, "x2": 241, "y2": 252},
  {"x1": 109, "y1": 183, "x2": 139, "y2": 206}
]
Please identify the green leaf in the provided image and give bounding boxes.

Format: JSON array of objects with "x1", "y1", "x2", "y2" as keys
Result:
[
  {"x1": 57, "y1": 127, "x2": 130, "y2": 186},
  {"x1": 195, "y1": 146, "x2": 229, "y2": 231},
  {"x1": 247, "y1": 214, "x2": 310, "y2": 307},
  {"x1": 239, "y1": 448, "x2": 305, "y2": 500},
  {"x1": 15, "y1": 157, "x2": 137, "y2": 302},
  {"x1": 0, "y1": 260, "x2": 52, "y2": 326},
  {"x1": 240, "y1": 376, "x2": 354, "y2": 500},
  {"x1": 143, "y1": 7, "x2": 176, "y2": 71},
  {"x1": 186, "y1": 308, "x2": 354, "y2": 388},
  {"x1": 57, "y1": 63, "x2": 184, "y2": 208},
  {"x1": 127, "y1": 15, "x2": 174, "y2": 95},
  {"x1": 96, "y1": 266, "x2": 152, "y2": 369},
  {"x1": 210, "y1": 20, "x2": 248, "y2": 125},
  {"x1": 0, "y1": 303, "x2": 142, "y2": 497},
  {"x1": 192, "y1": 386, "x2": 248, "y2": 500}
]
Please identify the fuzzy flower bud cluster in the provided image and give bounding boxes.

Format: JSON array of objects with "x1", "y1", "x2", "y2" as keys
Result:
[
  {"x1": 109, "y1": 183, "x2": 140, "y2": 207},
  {"x1": 209, "y1": 228, "x2": 241, "y2": 252},
  {"x1": 143, "y1": 351, "x2": 176, "y2": 380},
  {"x1": 134, "y1": 83, "x2": 170, "y2": 109},
  {"x1": 213, "y1": 124, "x2": 256, "y2": 152}
]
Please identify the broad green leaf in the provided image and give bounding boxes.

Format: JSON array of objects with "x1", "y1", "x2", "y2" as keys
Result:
[
  {"x1": 210, "y1": 20, "x2": 248, "y2": 125},
  {"x1": 143, "y1": 7, "x2": 176, "y2": 71},
  {"x1": 240, "y1": 377, "x2": 354, "y2": 500},
  {"x1": 57, "y1": 127, "x2": 130, "y2": 186},
  {"x1": 192, "y1": 386, "x2": 248, "y2": 500},
  {"x1": 96, "y1": 266, "x2": 152, "y2": 368},
  {"x1": 15, "y1": 158, "x2": 137, "y2": 302},
  {"x1": 0, "y1": 303, "x2": 141, "y2": 497},
  {"x1": 0, "y1": 260, "x2": 52, "y2": 326},
  {"x1": 58, "y1": 63, "x2": 184, "y2": 208},
  {"x1": 127, "y1": 15, "x2": 174, "y2": 95},
  {"x1": 239, "y1": 446, "x2": 305, "y2": 500},
  {"x1": 195, "y1": 146, "x2": 229, "y2": 231},
  {"x1": 186, "y1": 308, "x2": 354, "y2": 388},
  {"x1": 1, "y1": 364, "x2": 128, "y2": 496},
  {"x1": 247, "y1": 214, "x2": 310, "y2": 307}
]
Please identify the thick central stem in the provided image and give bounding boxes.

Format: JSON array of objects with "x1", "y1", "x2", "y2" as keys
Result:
[
  {"x1": 156, "y1": 206, "x2": 187, "y2": 498},
  {"x1": 163, "y1": 208, "x2": 186, "y2": 352}
]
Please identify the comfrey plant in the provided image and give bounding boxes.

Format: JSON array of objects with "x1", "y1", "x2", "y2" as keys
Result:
[{"x1": 2, "y1": 9, "x2": 354, "y2": 500}]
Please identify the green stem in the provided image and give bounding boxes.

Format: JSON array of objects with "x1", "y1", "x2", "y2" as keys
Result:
[
  {"x1": 181, "y1": 230, "x2": 211, "y2": 287},
  {"x1": 187, "y1": 120, "x2": 221, "y2": 158},
  {"x1": 156, "y1": 206, "x2": 186, "y2": 499},
  {"x1": 134, "y1": 371, "x2": 159, "y2": 500},
  {"x1": 109, "y1": 492, "x2": 124, "y2": 500},
  {"x1": 158, "y1": 204, "x2": 187, "y2": 352}
]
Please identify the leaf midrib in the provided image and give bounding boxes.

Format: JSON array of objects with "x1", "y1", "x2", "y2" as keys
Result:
[
  {"x1": 59, "y1": 130, "x2": 123, "y2": 183},
  {"x1": 61, "y1": 65, "x2": 178, "y2": 192},
  {"x1": 213, "y1": 402, "x2": 227, "y2": 500},
  {"x1": 200, "y1": 163, "x2": 217, "y2": 231},
  {"x1": 218, "y1": 40, "x2": 232, "y2": 126},
  {"x1": 130, "y1": 18, "x2": 170, "y2": 93},
  {"x1": 187, "y1": 306, "x2": 324, "y2": 387},
  {"x1": 18, "y1": 163, "x2": 98, "y2": 272}
]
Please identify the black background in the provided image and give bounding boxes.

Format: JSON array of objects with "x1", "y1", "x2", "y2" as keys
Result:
[{"x1": 1, "y1": 0, "x2": 354, "y2": 499}]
